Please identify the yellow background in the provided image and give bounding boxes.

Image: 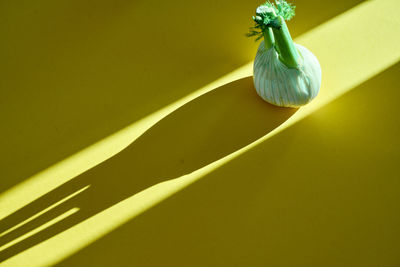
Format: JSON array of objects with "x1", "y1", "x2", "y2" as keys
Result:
[{"x1": 1, "y1": 0, "x2": 400, "y2": 266}]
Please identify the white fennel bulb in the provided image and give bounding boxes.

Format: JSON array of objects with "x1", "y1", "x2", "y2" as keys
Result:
[{"x1": 253, "y1": 41, "x2": 321, "y2": 107}]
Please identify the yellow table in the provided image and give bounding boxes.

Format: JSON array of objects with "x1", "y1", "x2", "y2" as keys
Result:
[{"x1": 1, "y1": 0, "x2": 399, "y2": 266}]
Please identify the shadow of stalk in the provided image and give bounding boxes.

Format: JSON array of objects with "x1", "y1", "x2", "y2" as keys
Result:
[{"x1": 0, "y1": 76, "x2": 297, "y2": 261}]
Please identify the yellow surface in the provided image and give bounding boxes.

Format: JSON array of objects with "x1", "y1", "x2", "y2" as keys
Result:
[{"x1": 1, "y1": 0, "x2": 400, "y2": 266}]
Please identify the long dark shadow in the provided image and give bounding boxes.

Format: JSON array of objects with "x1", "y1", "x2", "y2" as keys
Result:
[
  {"x1": 1, "y1": 0, "x2": 366, "y2": 194},
  {"x1": 0, "y1": 77, "x2": 297, "y2": 261},
  {"x1": 56, "y1": 62, "x2": 400, "y2": 267}
]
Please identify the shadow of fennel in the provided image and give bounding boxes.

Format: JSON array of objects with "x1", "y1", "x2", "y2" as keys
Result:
[
  {"x1": 0, "y1": 77, "x2": 297, "y2": 261},
  {"x1": 57, "y1": 62, "x2": 400, "y2": 267}
]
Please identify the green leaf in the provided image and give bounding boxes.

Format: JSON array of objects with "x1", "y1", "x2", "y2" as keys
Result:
[{"x1": 247, "y1": 0, "x2": 296, "y2": 41}]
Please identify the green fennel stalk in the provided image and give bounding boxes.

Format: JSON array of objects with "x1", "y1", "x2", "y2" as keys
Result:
[{"x1": 247, "y1": 0, "x2": 299, "y2": 69}]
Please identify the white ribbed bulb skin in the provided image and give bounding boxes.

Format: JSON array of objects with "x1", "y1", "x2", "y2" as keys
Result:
[{"x1": 253, "y1": 40, "x2": 321, "y2": 107}]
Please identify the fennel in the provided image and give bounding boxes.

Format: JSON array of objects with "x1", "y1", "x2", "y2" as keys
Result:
[{"x1": 247, "y1": 0, "x2": 321, "y2": 107}]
